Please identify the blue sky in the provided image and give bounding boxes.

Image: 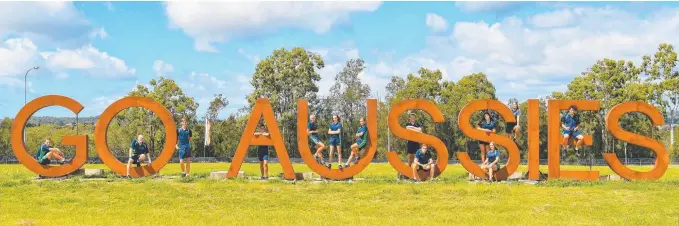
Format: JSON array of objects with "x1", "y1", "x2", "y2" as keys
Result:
[{"x1": 2, "y1": 1, "x2": 679, "y2": 119}]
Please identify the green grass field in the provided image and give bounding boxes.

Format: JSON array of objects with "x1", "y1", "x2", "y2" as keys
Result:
[{"x1": 1, "y1": 163, "x2": 678, "y2": 225}]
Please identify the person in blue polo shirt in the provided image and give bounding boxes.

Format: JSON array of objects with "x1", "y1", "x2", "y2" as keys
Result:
[
  {"x1": 405, "y1": 112, "x2": 423, "y2": 168},
  {"x1": 345, "y1": 117, "x2": 367, "y2": 168},
  {"x1": 126, "y1": 135, "x2": 150, "y2": 178},
  {"x1": 561, "y1": 105, "x2": 584, "y2": 153},
  {"x1": 308, "y1": 115, "x2": 327, "y2": 166},
  {"x1": 411, "y1": 143, "x2": 436, "y2": 181},
  {"x1": 327, "y1": 114, "x2": 343, "y2": 169},
  {"x1": 476, "y1": 111, "x2": 496, "y2": 161},
  {"x1": 36, "y1": 138, "x2": 68, "y2": 166},
  {"x1": 506, "y1": 101, "x2": 521, "y2": 140},
  {"x1": 481, "y1": 142, "x2": 501, "y2": 181},
  {"x1": 176, "y1": 117, "x2": 193, "y2": 177},
  {"x1": 254, "y1": 123, "x2": 270, "y2": 180}
]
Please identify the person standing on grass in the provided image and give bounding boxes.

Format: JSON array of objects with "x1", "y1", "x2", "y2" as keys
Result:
[
  {"x1": 411, "y1": 143, "x2": 435, "y2": 181},
  {"x1": 36, "y1": 138, "x2": 69, "y2": 166},
  {"x1": 476, "y1": 111, "x2": 496, "y2": 161},
  {"x1": 480, "y1": 142, "x2": 501, "y2": 181},
  {"x1": 308, "y1": 115, "x2": 327, "y2": 166},
  {"x1": 176, "y1": 117, "x2": 193, "y2": 177},
  {"x1": 405, "y1": 112, "x2": 423, "y2": 168},
  {"x1": 126, "y1": 135, "x2": 151, "y2": 178},
  {"x1": 327, "y1": 114, "x2": 343, "y2": 169},
  {"x1": 561, "y1": 105, "x2": 584, "y2": 156},
  {"x1": 506, "y1": 101, "x2": 521, "y2": 141},
  {"x1": 254, "y1": 123, "x2": 270, "y2": 179},
  {"x1": 345, "y1": 117, "x2": 368, "y2": 168}
]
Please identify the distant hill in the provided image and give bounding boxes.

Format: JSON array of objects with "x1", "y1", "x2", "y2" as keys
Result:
[{"x1": 27, "y1": 116, "x2": 100, "y2": 126}]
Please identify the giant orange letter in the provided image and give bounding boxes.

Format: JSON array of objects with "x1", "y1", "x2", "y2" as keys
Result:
[
  {"x1": 527, "y1": 99, "x2": 541, "y2": 180},
  {"x1": 457, "y1": 100, "x2": 520, "y2": 180},
  {"x1": 386, "y1": 99, "x2": 448, "y2": 178},
  {"x1": 547, "y1": 100, "x2": 599, "y2": 180},
  {"x1": 228, "y1": 99, "x2": 296, "y2": 180},
  {"x1": 94, "y1": 97, "x2": 177, "y2": 177},
  {"x1": 297, "y1": 99, "x2": 377, "y2": 180},
  {"x1": 11, "y1": 95, "x2": 88, "y2": 177},
  {"x1": 604, "y1": 102, "x2": 669, "y2": 180}
]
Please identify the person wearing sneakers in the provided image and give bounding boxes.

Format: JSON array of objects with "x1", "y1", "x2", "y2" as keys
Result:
[
  {"x1": 254, "y1": 123, "x2": 270, "y2": 179},
  {"x1": 308, "y1": 115, "x2": 327, "y2": 166},
  {"x1": 506, "y1": 101, "x2": 521, "y2": 140},
  {"x1": 561, "y1": 105, "x2": 584, "y2": 155},
  {"x1": 327, "y1": 114, "x2": 343, "y2": 169},
  {"x1": 36, "y1": 138, "x2": 69, "y2": 166},
  {"x1": 126, "y1": 135, "x2": 151, "y2": 178},
  {"x1": 481, "y1": 142, "x2": 501, "y2": 181},
  {"x1": 405, "y1": 112, "x2": 423, "y2": 168},
  {"x1": 411, "y1": 143, "x2": 435, "y2": 181},
  {"x1": 344, "y1": 117, "x2": 367, "y2": 168},
  {"x1": 176, "y1": 117, "x2": 193, "y2": 177}
]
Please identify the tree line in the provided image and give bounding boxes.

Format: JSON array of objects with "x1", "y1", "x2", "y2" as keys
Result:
[{"x1": 0, "y1": 44, "x2": 677, "y2": 162}]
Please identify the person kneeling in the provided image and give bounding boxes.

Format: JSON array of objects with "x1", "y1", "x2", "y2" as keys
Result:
[
  {"x1": 411, "y1": 144, "x2": 435, "y2": 182},
  {"x1": 480, "y1": 142, "x2": 501, "y2": 181},
  {"x1": 126, "y1": 135, "x2": 151, "y2": 178}
]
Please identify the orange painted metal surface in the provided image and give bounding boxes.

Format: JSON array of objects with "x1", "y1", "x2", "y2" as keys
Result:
[
  {"x1": 604, "y1": 102, "x2": 668, "y2": 180},
  {"x1": 527, "y1": 99, "x2": 541, "y2": 180},
  {"x1": 228, "y1": 99, "x2": 297, "y2": 180},
  {"x1": 11, "y1": 95, "x2": 88, "y2": 177},
  {"x1": 386, "y1": 99, "x2": 448, "y2": 179},
  {"x1": 297, "y1": 99, "x2": 377, "y2": 180},
  {"x1": 457, "y1": 100, "x2": 520, "y2": 180},
  {"x1": 94, "y1": 97, "x2": 177, "y2": 177},
  {"x1": 547, "y1": 100, "x2": 599, "y2": 180}
]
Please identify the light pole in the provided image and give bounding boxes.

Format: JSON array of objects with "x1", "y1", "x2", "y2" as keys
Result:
[{"x1": 24, "y1": 66, "x2": 39, "y2": 143}]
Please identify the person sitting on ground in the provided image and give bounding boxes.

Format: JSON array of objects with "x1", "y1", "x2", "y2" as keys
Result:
[
  {"x1": 36, "y1": 138, "x2": 69, "y2": 166},
  {"x1": 411, "y1": 143, "x2": 436, "y2": 181},
  {"x1": 126, "y1": 134, "x2": 151, "y2": 178},
  {"x1": 480, "y1": 142, "x2": 501, "y2": 181}
]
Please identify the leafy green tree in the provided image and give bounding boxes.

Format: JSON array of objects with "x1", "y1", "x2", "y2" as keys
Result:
[
  {"x1": 0, "y1": 117, "x2": 11, "y2": 156},
  {"x1": 206, "y1": 94, "x2": 228, "y2": 122},
  {"x1": 642, "y1": 43, "x2": 679, "y2": 149}
]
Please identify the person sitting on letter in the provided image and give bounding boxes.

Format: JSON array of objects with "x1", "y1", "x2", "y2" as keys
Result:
[
  {"x1": 126, "y1": 134, "x2": 151, "y2": 178},
  {"x1": 411, "y1": 143, "x2": 436, "y2": 181}
]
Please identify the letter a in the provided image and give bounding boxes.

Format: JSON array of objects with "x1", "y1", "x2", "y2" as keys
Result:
[{"x1": 227, "y1": 98, "x2": 296, "y2": 180}]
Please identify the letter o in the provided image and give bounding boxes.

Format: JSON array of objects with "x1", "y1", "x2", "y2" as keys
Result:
[
  {"x1": 11, "y1": 95, "x2": 88, "y2": 177},
  {"x1": 94, "y1": 97, "x2": 177, "y2": 177}
]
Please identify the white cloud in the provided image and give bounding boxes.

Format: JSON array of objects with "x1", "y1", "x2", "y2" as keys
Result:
[
  {"x1": 89, "y1": 27, "x2": 109, "y2": 39},
  {"x1": 105, "y1": 2, "x2": 115, "y2": 12},
  {"x1": 455, "y1": 2, "x2": 526, "y2": 13},
  {"x1": 425, "y1": 13, "x2": 448, "y2": 33},
  {"x1": 237, "y1": 48, "x2": 261, "y2": 64},
  {"x1": 0, "y1": 2, "x2": 104, "y2": 46},
  {"x1": 152, "y1": 60, "x2": 174, "y2": 77},
  {"x1": 0, "y1": 38, "x2": 40, "y2": 77},
  {"x1": 41, "y1": 44, "x2": 136, "y2": 78},
  {"x1": 164, "y1": 2, "x2": 382, "y2": 52}
]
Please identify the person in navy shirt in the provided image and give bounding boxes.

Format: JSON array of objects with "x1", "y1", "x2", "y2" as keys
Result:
[
  {"x1": 476, "y1": 111, "x2": 496, "y2": 161},
  {"x1": 404, "y1": 112, "x2": 423, "y2": 167},
  {"x1": 327, "y1": 114, "x2": 343, "y2": 169},
  {"x1": 345, "y1": 117, "x2": 367, "y2": 168},
  {"x1": 411, "y1": 143, "x2": 436, "y2": 181},
  {"x1": 561, "y1": 105, "x2": 584, "y2": 152},
  {"x1": 176, "y1": 117, "x2": 193, "y2": 177},
  {"x1": 481, "y1": 142, "x2": 501, "y2": 181},
  {"x1": 505, "y1": 101, "x2": 521, "y2": 140},
  {"x1": 126, "y1": 135, "x2": 150, "y2": 178},
  {"x1": 308, "y1": 115, "x2": 327, "y2": 166},
  {"x1": 254, "y1": 123, "x2": 270, "y2": 179}
]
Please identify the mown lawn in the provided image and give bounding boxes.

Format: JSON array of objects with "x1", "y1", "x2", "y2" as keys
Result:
[{"x1": 1, "y1": 163, "x2": 677, "y2": 225}]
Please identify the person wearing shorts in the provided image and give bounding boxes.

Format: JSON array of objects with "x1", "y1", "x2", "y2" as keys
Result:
[
  {"x1": 411, "y1": 143, "x2": 435, "y2": 181},
  {"x1": 308, "y1": 115, "x2": 327, "y2": 165},
  {"x1": 561, "y1": 105, "x2": 584, "y2": 153},
  {"x1": 505, "y1": 101, "x2": 521, "y2": 140},
  {"x1": 481, "y1": 142, "x2": 501, "y2": 181},
  {"x1": 345, "y1": 117, "x2": 367, "y2": 168},
  {"x1": 36, "y1": 138, "x2": 67, "y2": 166},
  {"x1": 254, "y1": 124, "x2": 270, "y2": 179},
  {"x1": 176, "y1": 117, "x2": 193, "y2": 177},
  {"x1": 327, "y1": 114, "x2": 343, "y2": 169},
  {"x1": 405, "y1": 112, "x2": 423, "y2": 167},
  {"x1": 476, "y1": 111, "x2": 496, "y2": 161},
  {"x1": 126, "y1": 135, "x2": 150, "y2": 178}
]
